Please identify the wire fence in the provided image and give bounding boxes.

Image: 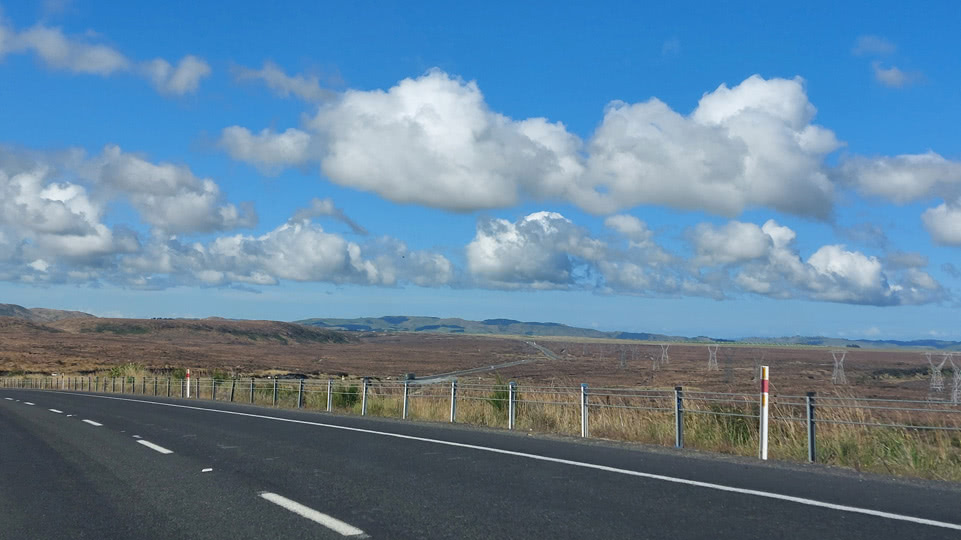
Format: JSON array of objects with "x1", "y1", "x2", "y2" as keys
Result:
[{"x1": 4, "y1": 374, "x2": 961, "y2": 479}]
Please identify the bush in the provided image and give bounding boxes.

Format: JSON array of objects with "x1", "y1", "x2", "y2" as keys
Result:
[
  {"x1": 488, "y1": 377, "x2": 511, "y2": 412},
  {"x1": 333, "y1": 384, "x2": 360, "y2": 409}
]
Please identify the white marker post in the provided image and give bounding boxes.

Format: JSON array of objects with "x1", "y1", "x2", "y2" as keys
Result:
[
  {"x1": 759, "y1": 365, "x2": 769, "y2": 460},
  {"x1": 186, "y1": 369, "x2": 191, "y2": 398}
]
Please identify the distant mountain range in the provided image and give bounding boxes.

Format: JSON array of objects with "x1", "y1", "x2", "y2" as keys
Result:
[
  {"x1": 2, "y1": 305, "x2": 955, "y2": 351},
  {"x1": 297, "y1": 315, "x2": 961, "y2": 351},
  {"x1": 0, "y1": 303, "x2": 96, "y2": 323}
]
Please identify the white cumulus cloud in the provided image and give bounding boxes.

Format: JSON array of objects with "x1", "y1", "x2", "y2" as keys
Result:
[
  {"x1": 922, "y1": 198, "x2": 961, "y2": 246},
  {"x1": 222, "y1": 71, "x2": 841, "y2": 219},
  {"x1": 220, "y1": 126, "x2": 313, "y2": 174}
]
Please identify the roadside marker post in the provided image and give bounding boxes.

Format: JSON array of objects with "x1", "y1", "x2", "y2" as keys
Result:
[
  {"x1": 760, "y1": 366, "x2": 770, "y2": 460},
  {"x1": 580, "y1": 383, "x2": 589, "y2": 438},
  {"x1": 326, "y1": 379, "x2": 333, "y2": 412},
  {"x1": 806, "y1": 392, "x2": 816, "y2": 463},
  {"x1": 297, "y1": 379, "x2": 304, "y2": 409},
  {"x1": 402, "y1": 380, "x2": 410, "y2": 419},
  {"x1": 674, "y1": 386, "x2": 684, "y2": 449},
  {"x1": 450, "y1": 380, "x2": 458, "y2": 423},
  {"x1": 186, "y1": 369, "x2": 191, "y2": 398},
  {"x1": 272, "y1": 378, "x2": 278, "y2": 406},
  {"x1": 250, "y1": 378, "x2": 255, "y2": 404},
  {"x1": 361, "y1": 378, "x2": 369, "y2": 415},
  {"x1": 508, "y1": 381, "x2": 517, "y2": 430}
]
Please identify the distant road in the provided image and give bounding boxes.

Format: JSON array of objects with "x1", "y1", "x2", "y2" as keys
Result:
[
  {"x1": 416, "y1": 341, "x2": 559, "y2": 382},
  {"x1": 2, "y1": 389, "x2": 961, "y2": 539}
]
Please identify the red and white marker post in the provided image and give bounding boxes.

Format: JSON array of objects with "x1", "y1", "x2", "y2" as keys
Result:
[
  {"x1": 759, "y1": 365, "x2": 769, "y2": 460},
  {"x1": 186, "y1": 368, "x2": 191, "y2": 398}
]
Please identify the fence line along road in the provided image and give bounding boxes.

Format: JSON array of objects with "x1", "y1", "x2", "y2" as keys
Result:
[{"x1": 5, "y1": 371, "x2": 961, "y2": 474}]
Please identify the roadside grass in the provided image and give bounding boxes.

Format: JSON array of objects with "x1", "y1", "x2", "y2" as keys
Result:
[{"x1": 16, "y1": 374, "x2": 961, "y2": 482}]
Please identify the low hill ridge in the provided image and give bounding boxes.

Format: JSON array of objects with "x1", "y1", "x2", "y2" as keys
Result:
[
  {"x1": 296, "y1": 315, "x2": 961, "y2": 351},
  {"x1": 0, "y1": 303, "x2": 95, "y2": 323}
]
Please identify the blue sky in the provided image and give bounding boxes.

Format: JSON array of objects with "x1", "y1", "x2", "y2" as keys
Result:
[{"x1": 1, "y1": 0, "x2": 960, "y2": 339}]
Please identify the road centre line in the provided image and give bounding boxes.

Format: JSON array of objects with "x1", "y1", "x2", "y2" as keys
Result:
[
  {"x1": 137, "y1": 440, "x2": 174, "y2": 454},
  {"x1": 81, "y1": 419, "x2": 103, "y2": 426},
  {"x1": 56, "y1": 392, "x2": 961, "y2": 532},
  {"x1": 3, "y1": 397, "x2": 12, "y2": 400},
  {"x1": 260, "y1": 492, "x2": 368, "y2": 537},
  {"x1": 24, "y1": 402, "x2": 35, "y2": 405},
  {"x1": 49, "y1": 409, "x2": 63, "y2": 414}
]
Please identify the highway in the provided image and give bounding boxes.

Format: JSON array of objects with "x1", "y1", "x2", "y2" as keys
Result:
[{"x1": 2, "y1": 388, "x2": 960, "y2": 539}]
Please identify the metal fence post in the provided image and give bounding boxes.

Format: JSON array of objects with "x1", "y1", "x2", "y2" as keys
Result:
[
  {"x1": 298, "y1": 379, "x2": 304, "y2": 409},
  {"x1": 272, "y1": 378, "x2": 278, "y2": 406},
  {"x1": 450, "y1": 380, "x2": 458, "y2": 423},
  {"x1": 212, "y1": 378, "x2": 218, "y2": 401},
  {"x1": 508, "y1": 381, "x2": 517, "y2": 430},
  {"x1": 402, "y1": 380, "x2": 410, "y2": 419},
  {"x1": 806, "y1": 391, "x2": 817, "y2": 463},
  {"x1": 580, "y1": 383, "x2": 589, "y2": 438},
  {"x1": 229, "y1": 379, "x2": 235, "y2": 402},
  {"x1": 326, "y1": 379, "x2": 333, "y2": 412},
  {"x1": 674, "y1": 386, "x2": 684, "y2": 448},
  {"x1": 141, "y1": 377, "x2": 146, "y2": 394},
  {"x1": 361, "y1": 378, "x2": 369, "y2": 415}
]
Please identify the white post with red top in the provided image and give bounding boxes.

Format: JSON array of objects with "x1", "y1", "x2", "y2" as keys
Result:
[
  {"x1": 759, "y1": 365, "x2": 769, "y2": 460},
  {"x1": 186, "y1": 369, "x2": 191, "y2": 398}
]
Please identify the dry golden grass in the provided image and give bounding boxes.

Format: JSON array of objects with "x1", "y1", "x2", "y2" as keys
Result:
[{"x1": 8, "y1": 374, "x2": 961, "y2": 482}]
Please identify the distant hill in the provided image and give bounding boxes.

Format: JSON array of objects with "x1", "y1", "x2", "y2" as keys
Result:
[
  {"x1": 51, "y1": 318, "x2": 351, "y2": 345},
  {"x1": 0, "y1": 303, "x2": 95, "y2": 323},
  {"x1": 296, "y1": 315, "x2": 961, "y2": 351}
]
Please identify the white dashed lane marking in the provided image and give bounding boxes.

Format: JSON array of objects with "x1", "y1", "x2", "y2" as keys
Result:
[
  {"x1": 137, "y1": 440, "x2": 174, "y2": 454},
  {"x1": 82, "y1": 419, "x2": 103, "y2": 426},
  {"x1": 259, "y1": 492, "x2": 368, "y2": 537}
]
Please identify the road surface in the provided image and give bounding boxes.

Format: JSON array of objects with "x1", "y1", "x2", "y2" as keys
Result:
[{"x1": 2, "y1": 388, "x2": 960, "y2": 539}]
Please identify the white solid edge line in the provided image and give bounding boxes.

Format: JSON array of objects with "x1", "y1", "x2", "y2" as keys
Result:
[
  {"x1": 260, "y1": 492, "x2": 367, "y2": 537},
  {"x1": 49, "y1": 409, "x2": 63, "y2": 413},
  {"x1": 137, "y1": 440, "x2": 174, "y2": 454},
  {"x1": 81, "y1": 419, "x2": 103, "y2": 426},
  {"x1": 55, "y1": 392, "x2": 961, "y2": 532}
]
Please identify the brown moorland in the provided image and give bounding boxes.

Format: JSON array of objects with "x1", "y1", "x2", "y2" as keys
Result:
[{"x1": 0, "y1": 316, "x2": 945, "y2": 400}]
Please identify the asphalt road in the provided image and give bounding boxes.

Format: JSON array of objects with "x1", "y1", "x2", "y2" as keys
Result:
[{"x1": 2, "y1": 388, "x2": 961, "y2": 539}]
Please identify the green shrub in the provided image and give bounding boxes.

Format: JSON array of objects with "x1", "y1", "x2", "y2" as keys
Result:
[{"x1": 333, "y1": 384, "x2": 360, "y2": 409}]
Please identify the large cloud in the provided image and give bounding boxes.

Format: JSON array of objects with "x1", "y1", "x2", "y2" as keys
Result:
[
  {"x1": 222, "y1": 71, "x2": 840, "y2": 218},
  {"x1": 79, "y1": 145, "x2": 256, "y2": 234},
  {"x1": 694, "y1": 220, "x2": 945, "y2": 305},
  {"x1": 461, "y1": 211, "x2": 946, "y2": 305},
  {"x1": 466, "y1": 212, "x2": 604, "y2": 288},
  {"x1": 839, "y1": 152, "x2": 961, "y2": 245},
  {"x1": 0, "y1": 149, "x2": 139, "y2": 282},
  {"x1": 120, "y1": 218, "x2": 453, "y2": 289}
]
